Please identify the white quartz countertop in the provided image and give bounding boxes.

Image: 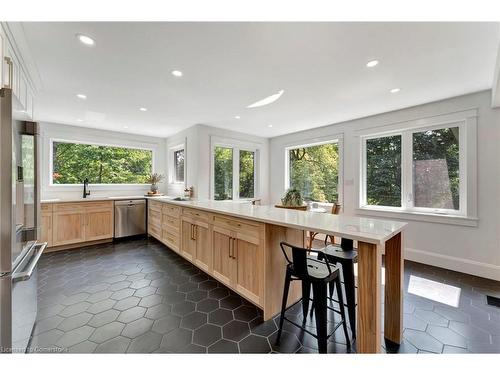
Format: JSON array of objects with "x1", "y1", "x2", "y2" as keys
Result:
[
  {"x1": 41, "y1": 195, "x2": 147, "y2": 203},
  {"x1": 148, "y1": 197, "x2": 407, "y2": 245}
]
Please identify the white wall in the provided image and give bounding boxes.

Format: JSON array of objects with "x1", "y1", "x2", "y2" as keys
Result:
[
  {"x1": 270, "y1": 90, "x2": 500, "y2": 281},
  {"x1": 165, "y1": 124, "x2": 270, "y2": 203},
  {"x1": 40, "y1": 122, "x2": 167, "y2": 200}
]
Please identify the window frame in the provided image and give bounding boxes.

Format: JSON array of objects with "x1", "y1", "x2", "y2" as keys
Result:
[
  {"x1": 169, "y1": 143, "x2": 186, "y2": 185},
  {"x1": 284, "y1": 135, "x2": 344, "y2": 207},
  {"x1": 358, "y1": 109, "x2": 477, "y2": 224},
  {"x1": 49, "y1": 138, "x2": 155, "y2": 186},
  {"x1": 209, "y1": 136, "x2": 260, "y2": 201}
]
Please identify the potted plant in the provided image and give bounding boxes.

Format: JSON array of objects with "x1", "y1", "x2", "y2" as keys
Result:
[
  {"x1": 276, "y1": 188, "x2": 307, "y2": 210},
  {"x1": 147, "y1": 173, "x2": 164, "y2": 195}
]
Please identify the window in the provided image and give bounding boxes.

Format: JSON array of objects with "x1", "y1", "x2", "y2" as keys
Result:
[
  {"x1": 51, "y1": 141, "x2": 153, "y2": 184},
  {"x1": 211, "y1": 139, "x2": 258, "y2": 201},
  {"x1": 361, "y1": 120, "x2": 467, "y2": 216},
  {"x1": 214, "y1": 146, "x2": 233, "y2": 200},
  {"x1": 239, "y1": 150, "x2": 255, "y2": 199},
  {"x1": 173, "y1": 148, "x2": 185, "y2": 183},
  {"x1": 412, "y1": 127, "x2": 459, "y2": 210},
  {"x1": 286, "y1": 141, "x2": 340, "y2": 203},
  {"x1": 366, "y1": 135, "x2": 401, "y2": 207}
]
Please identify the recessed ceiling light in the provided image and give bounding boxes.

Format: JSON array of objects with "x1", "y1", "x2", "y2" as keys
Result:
[
  {"x1": 76, "y1": 119, "x2": 83, "y2": 122},
  {"x1": 234, "y1": 115, "x2": 241, "y2": 119},
  {"x1": 76, "y1": 94, "x2": 87, "y2": 99},
  {"x1": 366, "y1": 60, "x2": 379, "y2": 68},
  {"x1": 139, "y1": 107, "x2": 147, "y2": 112},
  {"x1": 171, "y1": 70, "x2": 183, "y2": 77},
  {"x1": 268, "y1": 124, "x2": 273, "y2": 128},
  {"x1": 124, "y1": 126, "x2": 129, "y2": 129},
  {"x1": 76, "y1": 34, "x2": 95, "y2": 46},
  {"x1": 390, "y1": 88, "x2": 401, "y2": 93},
  {"x1": 247, "y1": 90, "x2": 285, "y2": 109}
]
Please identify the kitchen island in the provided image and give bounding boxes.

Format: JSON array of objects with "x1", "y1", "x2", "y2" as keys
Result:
[{"x1": 147, "y1": 198, "x2": 407, "y2": 353}]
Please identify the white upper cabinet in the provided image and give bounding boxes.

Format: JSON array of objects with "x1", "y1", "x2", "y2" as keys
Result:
[{"x1": 1, "y1": 24, "x2": 35, "y2": 120}]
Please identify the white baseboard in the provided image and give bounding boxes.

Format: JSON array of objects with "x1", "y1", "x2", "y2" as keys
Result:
[{"x1": 405, "y1": 247, "x2": 500, "y2": 281}]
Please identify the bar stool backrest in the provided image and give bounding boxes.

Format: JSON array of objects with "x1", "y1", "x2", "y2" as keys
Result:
[{"x1": 280, "y1": 242, "x2": 332, "y2": 280}]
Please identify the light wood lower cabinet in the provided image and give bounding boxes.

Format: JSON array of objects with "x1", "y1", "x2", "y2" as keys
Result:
[
  {"x1": 212, "y1": 226, "x2": 235, "y2": 287},
  {"x1": 40, "y1": 211, "x2": 53, "y2": 247},
  {"x1": 149, "y1": 203, "x2": 181, "y2": 253},
  {"x1": 42, "y1": 201, "x2": 114, "y2": 249},
  {"x1": 234, "y1": 234, "x2": 263, "y2": 304},
  {"x1": 52, "y1": 210, "x2": 86, "y2": 246},
  {"x1": 85, "y1": 208, "x2": 114, "y2": 241},
  {"x1": 194, "y1": 224, "x2": 210, "y2": 272},
  {"x1": 181, "y1": 218, "x2": 196, "y2": 261},
  {"x1": 180, "y1": 215, "x2": 211, "y2": 271},
  {"x1": 211, "y1": 224, "x2": 263, "y2": 306},
  {"x1": 147, "y1": 202, "x2": 265, "y2": 308}
]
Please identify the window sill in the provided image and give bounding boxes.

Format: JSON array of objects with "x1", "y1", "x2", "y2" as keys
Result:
[{"x1": 355, "y1": 207, "x2": 478, "y2": 227}]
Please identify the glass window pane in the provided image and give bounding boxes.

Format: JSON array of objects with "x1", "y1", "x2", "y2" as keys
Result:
[
  {"x1": 52, "y1": 142, "x2": 152, "y2": 184},
  {"x1": 289, "y1": 143, "x2": 339, "y2": 203},
  {"x1": 413, "y1": 127, "x2": 459, "y2": 210},
  {"x1": 239, "y1": 150, "x2": 255, "y2": 198},
  {"x1": 174, "y1": 149, "x2": 185, "y2": 183},
  {"x1": 366, "y1": 135, "x2": 402, "y2": 207},
  {"x1": 214, "y1": 146, "x2": 233, "y2": 200}
]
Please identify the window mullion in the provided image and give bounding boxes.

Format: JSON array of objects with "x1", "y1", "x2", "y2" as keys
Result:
[
  {"x1": 233, "y1": 148, "x2": 239, "y2": 200},
  {"x1": 401, "y1": 131, "x2": 413, "y2": 211}
]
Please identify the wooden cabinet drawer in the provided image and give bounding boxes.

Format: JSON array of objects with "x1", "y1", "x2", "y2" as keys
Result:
[
  {"x1": 149, "y1": 200, "x2": 162, "y2": 212},
  {"x1": 148, "y1": 209, "x2": 161, "y2": 225},
  {"x1": 162, "y1": 204, "x2": 181, "y2": 217},
  {"x1": 82, "y1": 201, "x2": 113, "y2": 211},
  {"x1": 162, "y1": 214, "x2": 180, "y2": 232},
  {"x1": 41, "y1": 203, "x2": 53, "y2": 213},
  {"x1": 148, "y1": 223, "x2": 161, "y2": 238},
  {"x1": 53, "y1": 203, "x2": 85, "y2": 212},
  {"x1": 162, "y1": 229, "x2": 179, "y2": 250},
  {"x1": 182, "y1": 208, "x2": 210, "y2": 223},
  {"x1": 52, "y1": 201, "x2": 112, "y2": 212},
  {"x1": 213, "y1": 214, "x2": 262, "y2": 239}
]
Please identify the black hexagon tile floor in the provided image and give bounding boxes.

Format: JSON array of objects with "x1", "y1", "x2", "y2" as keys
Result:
[{"x1": 28, "y1": 238, "x2": 500, "y2": 354}]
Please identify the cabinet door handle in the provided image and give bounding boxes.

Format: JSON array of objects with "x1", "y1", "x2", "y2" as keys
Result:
[
  {"x1": 232, "y1": 238, "x2": 237, "y2": 259},
  {"x1": 229, "y1": 237, "x2": 233, "y2": 258},
  {"x1": 4, "y1": 57, "x2": 13, "y2": 89}
]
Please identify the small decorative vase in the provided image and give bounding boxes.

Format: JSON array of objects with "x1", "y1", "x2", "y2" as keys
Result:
[{"x1": 151, "y1": 183, "x2": 158, "y2": 194}]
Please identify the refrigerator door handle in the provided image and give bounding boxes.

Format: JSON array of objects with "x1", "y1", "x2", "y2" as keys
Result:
[{"x1": 12, "y1": 242, "x2": 46, "y2": 282}]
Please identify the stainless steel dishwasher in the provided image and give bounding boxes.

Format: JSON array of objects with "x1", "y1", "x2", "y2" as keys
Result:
[{"x1": 114, "y1": 199, "x2": 146, "y2": 238}]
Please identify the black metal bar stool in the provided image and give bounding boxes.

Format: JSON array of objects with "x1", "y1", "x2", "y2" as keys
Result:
[
  {"x1": 275, "y1": 242, "x2": 350, "y2": 354},
  {"x1": 316, "y1": 238, "x2": 358, "y2": 340}
]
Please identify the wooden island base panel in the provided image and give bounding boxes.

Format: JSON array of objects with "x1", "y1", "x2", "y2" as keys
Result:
[{"x1": 147, "y1": 198, "x2": 407, "y2": 354}]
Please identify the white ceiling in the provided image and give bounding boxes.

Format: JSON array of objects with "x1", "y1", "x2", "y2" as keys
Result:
[{"x1": 19, "y1": 22, "x2": 500, "y2": 138}]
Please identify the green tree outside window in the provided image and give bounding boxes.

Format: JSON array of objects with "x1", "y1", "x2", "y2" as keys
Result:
[
  {"x1": 289, "y1": 143, "x2": 339, "y2": 203},
  {"x1": 52, "y1": 142, "x2": 153, "y2": 184}
]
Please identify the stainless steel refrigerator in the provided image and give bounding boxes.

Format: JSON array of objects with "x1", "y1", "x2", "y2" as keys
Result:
[{"x1": 0, "y1": 87, "x2": 45, "y2": 353}]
